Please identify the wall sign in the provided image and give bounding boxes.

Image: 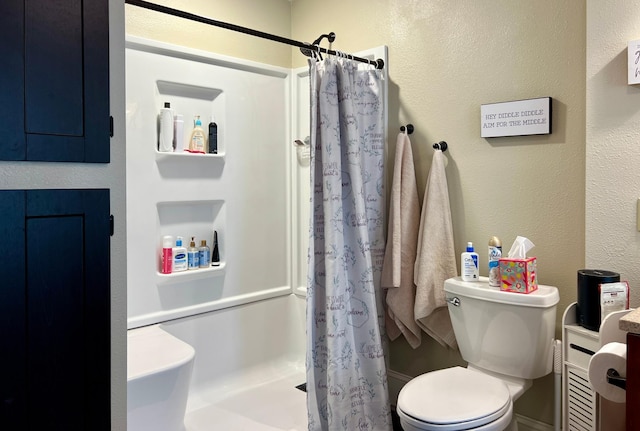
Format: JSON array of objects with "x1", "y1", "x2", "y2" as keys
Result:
[
  {"x1": 481, "y1": 97, "x2": 552, "y2": 138},
  {"x1": 628, "y1": 39, "x2": 640, "y2": 85}
]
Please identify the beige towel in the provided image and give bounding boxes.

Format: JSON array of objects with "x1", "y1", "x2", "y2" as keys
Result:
[
  {"x1": 381, "y1": 132, "x2": 421, "y2": 349},
  {"x1": 414, "y1": 149, "x2": 458, "y2": 349}
]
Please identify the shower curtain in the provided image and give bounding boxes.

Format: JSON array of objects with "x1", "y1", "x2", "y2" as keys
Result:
[{"x1": 306, "y1": 56, "x2": 391, "y2": 431}]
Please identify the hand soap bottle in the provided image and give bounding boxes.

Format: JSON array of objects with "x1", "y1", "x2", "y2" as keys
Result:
[
  {"x1": 461, "y1": 242, "x2": 479, "y2": 281},
  {"x1": 188, "y1": 116, "x2": 206, "y2": 154}
]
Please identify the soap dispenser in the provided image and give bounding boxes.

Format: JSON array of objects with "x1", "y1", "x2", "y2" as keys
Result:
[{"x1": 188, "y1": 116, "x2": 206, "y2": 154}]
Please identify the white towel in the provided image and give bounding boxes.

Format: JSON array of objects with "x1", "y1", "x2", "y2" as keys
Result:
[
  {"x1": 414, "y1": 149, "x2": 458, "y2": 349},
  {"x1": 381, "y1": 132, "x2": 422, "y2": 349}
]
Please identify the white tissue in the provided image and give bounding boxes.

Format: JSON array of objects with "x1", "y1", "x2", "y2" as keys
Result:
[
  {"x1": 507, "y1": 236, "x2": 535, "y2": 259},
  {"x1": 588, "y1": 342, "x2": 627, "y2": 403}
]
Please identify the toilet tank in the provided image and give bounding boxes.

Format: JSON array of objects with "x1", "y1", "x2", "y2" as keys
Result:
[{"x1": 445, "y1": 276, "x2": 559, "y2": 380}]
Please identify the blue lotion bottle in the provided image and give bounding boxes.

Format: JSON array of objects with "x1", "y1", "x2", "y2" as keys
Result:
[
  {"x1": 187, "y1": 236, "x2": 200, "y2": 270},
  {"x1": 461, "y1": 242, "x2": 479, "y2": 281}
]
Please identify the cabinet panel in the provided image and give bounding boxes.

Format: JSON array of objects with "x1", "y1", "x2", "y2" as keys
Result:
[
  {"x1": 0, "y1": 189, "x2": 111, "y2": 430},
  {"x1": 0, "y1": 0, "x2": 110, "y2": 163}
]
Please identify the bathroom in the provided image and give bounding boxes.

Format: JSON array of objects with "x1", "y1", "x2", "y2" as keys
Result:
[{"x1": 2, "y1": 0, "x2": 639, "y2": 429}]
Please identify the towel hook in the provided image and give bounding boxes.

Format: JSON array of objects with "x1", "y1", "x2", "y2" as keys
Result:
[
  {"x1": 400, "y1": 124, "x2": 414, "y2": 134},
  {"x1": 433, "y1": 141, "x2": 448, "y2": 152}
]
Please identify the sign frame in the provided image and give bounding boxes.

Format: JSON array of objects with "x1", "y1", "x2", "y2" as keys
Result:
[{"x1": 480, "y1": 97, "x2": 552, "y2": 138}]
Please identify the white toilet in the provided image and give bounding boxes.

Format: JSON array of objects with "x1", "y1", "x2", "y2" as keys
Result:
[
  {"x1": 128, "y1": 324, "x2": 195, "y2": 431},
  {"x1": 397, "y1": 276, "x2": 559, "y2": 431}
]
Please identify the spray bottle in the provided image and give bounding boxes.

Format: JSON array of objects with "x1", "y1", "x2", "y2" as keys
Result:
[{"x1": 488, "y1": 236, "x2": 502, "y2": 287}]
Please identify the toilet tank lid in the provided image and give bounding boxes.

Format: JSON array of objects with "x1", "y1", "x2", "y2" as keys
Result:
[
  {"x1": 444, "y1": 276, "x2": 559, "y2": 308},
  {"x1": 127, "y1": 325, "x2": 195, "y2": 381}
]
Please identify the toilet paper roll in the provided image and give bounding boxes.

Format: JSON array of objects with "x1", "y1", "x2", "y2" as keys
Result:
[{"x1": 588, "y1": 342, "x2": 627, "y2": 403}]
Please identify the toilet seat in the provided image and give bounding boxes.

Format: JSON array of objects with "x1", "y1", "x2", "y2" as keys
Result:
[{"x1": 396, "y1": 367, "x2": 512, "y2": 431}]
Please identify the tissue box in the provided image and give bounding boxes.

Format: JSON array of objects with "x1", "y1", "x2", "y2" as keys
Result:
[{"x1": 499, "y1": 257, "x2": 537, "y2": 293}]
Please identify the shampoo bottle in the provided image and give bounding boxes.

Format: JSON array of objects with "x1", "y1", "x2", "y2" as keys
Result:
[
  {"x1": 159, "y1": 102, "x2": 174, "y2": 152},
  {"x1": 161, "y1": 235, "x2": 173, "y2": 274},
  {"x1": 488, "y1": 236, "x2": 502, "y2": 287},
  {"x1": 172, "y1": 236, "x2": 188, "y2": 272},
  {"x1": 208, "y1": 116, "x2": 218, "y2": 154},
  {"x1": 187, "y1": 236, "x2": 200, "y2": 270},
  {"x1": 461, "y1": 242, "x2": 479, "y2": 281},
  {"x1": 188, "y1": 116, "x2": 206, "y2": 154}
]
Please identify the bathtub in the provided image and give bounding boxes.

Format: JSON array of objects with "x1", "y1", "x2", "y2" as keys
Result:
[
  {"x1": 127, "y1": 325, "x2": 195, "y2": 431},
  {"x1": 160, "y1": 294, "x2": 308, "y2": 430}
]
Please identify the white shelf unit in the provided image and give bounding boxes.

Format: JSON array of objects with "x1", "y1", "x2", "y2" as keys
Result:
[
  {"x1": 563, "y1": 302, "x2": 600, "y2": 431},
  {"x1": 562, "y1": 302, "x2": 631, "y2": 431}
]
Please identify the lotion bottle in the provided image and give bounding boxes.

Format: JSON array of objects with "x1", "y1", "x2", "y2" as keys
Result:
[
  {"x1": 461, "y1": 242, "x2": 479, "y2": 281},
  {"x1": 172, "y1": 236, "x2": 188, "y2": 272},
  {"x1": 188, "y1": 236, "x2": 200, "y2": 270},
  {"x1": 188, "y1": 116, "x2": 206, "y2": 154},
  {"x1": 198, "y1": 240, "x2": 210, "y2": 268}
]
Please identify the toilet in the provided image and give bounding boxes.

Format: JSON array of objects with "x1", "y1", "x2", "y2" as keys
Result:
[
  {"x1": 128, "y1": 324, "x2": 195, "y2": 431},
  {"x1": 397, "y1": 276, "x2": 559, "y2": 431}
]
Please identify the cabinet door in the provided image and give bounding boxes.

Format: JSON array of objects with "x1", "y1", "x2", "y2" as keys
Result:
[
  {"x1": 0, "y1": 0, "x2": 110, "y2": 162},
  {"x1": 0, "y1": 189, "x2": 111, "y2": 430}
]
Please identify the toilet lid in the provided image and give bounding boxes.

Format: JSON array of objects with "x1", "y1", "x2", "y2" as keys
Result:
[{"x1": 397, "y1": 367, "x2": 511, "y2": 429}]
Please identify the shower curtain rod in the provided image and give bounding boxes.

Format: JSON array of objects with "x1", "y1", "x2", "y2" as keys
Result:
[{"x1": 125, "y1": 0, "x2": 385, "y2": 70}]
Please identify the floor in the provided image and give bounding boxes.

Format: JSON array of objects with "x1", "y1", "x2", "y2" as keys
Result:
[{"x1": 184, "y1": 371, "x2": 404, "y2": 430}]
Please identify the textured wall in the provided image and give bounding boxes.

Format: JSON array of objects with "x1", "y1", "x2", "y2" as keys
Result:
[
  {"x1": 125, "y1": 0, "x2": 292, "y2": 67},
  {"x1": 586, "y1": 2, "x2": 640, "y2": 307}
]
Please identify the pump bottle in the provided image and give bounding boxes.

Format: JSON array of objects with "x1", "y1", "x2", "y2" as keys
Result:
[
  {"x1": 461, "y1": 242, "x2": 479, "y2": 281},
  {"x1": 188, "y1": 116, "x2": 206, "y2": 154},
  {"x1": 188, "y1": 236, "x2": 200, "y2": 270}
]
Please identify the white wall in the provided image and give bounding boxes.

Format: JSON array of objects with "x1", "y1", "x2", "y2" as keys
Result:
[
  {"x1": 125, "y1": 38, "x2": 292, "y2": 328},
  {"x1": 586, "y1": 1, "x2": 640, "y2": 307}
]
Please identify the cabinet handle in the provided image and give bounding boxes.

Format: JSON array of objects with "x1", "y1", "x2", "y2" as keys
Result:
[{"x1": 569, "y1": 343, "x2": 596, "y2": 356}]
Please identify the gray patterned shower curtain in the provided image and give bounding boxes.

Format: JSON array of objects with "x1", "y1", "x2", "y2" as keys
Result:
[{"x1": 306, "y1": 55, "x2": 391, "y2": 431}]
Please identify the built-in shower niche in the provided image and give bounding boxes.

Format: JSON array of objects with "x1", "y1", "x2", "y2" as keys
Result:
[
  {"x1": 155, "y1": 80, "x2": 226, "y2": 159},
  {"x1": 156, "y1": 200, "x2": 225, "y2": 285}
]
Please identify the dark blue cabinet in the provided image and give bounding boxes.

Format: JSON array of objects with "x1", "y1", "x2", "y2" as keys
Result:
[
  {"x1": 0, "y1": 0, "x2": 110, "y2": 162},
  {"x1": 0, "y1": 189, "x2": 111, "y2": 430}
]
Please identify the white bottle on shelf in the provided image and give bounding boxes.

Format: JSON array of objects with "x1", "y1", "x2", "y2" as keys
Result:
[
  {"x1": 158, "y1": 102, "x2": 174, "y2": 152},
  {"x1": 461, "y1": 242, "x2": 479, "y2": 281},
  {"x1": 172, "y1": 236, "x2": 188, "y2": 272},
  {"x1": 173, "y1": 113, "x2": 184, "y2": 152}
]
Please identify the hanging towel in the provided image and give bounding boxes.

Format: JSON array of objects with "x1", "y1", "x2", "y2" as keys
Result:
[
  {"x1": 414, "y1": 149, "x2": 458, "y2": 349},
  {"x1": 381, "y1": 132, "x2": 422, "y2": 349}
]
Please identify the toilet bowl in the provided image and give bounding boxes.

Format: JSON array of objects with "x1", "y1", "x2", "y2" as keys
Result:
[
  {"x1": 397, "y1": 277, "x2": 559, "y2": 431},
  {"x1": 396, "y1": 367, "x2": 515, "y2": 431},
  {"x1": 127, "y1": 324, "x2": 195, "y2": 431}
]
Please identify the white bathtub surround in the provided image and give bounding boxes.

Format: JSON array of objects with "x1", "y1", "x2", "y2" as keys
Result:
[{"x1": 306, "y1": 57, "x2": 391, "y2": 430}]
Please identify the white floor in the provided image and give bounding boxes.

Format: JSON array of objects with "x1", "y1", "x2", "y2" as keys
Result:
[{"x1": 184, "y1": 371, "x2": 308, "y2": 431}]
